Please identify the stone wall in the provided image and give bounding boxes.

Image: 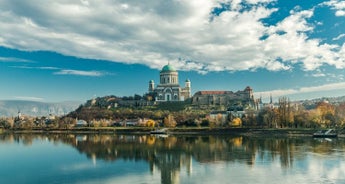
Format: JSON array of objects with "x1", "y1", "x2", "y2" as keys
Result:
[{"x1": 190, "y1": 87, "x2": 255, "y2": 109}]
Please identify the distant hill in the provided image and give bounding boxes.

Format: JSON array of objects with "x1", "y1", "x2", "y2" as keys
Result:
[
  {"x1": 296, "y1": 95, "x2": 345, "y2": 110},
  {"x1": 0, "y1": 100, "x2": 81, "y2": 117}
]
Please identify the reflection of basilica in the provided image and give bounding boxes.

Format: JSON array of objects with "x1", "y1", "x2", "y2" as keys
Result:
[
  {"x1": 1, "y1": 134, "x2": 340, "y2": 184},
  {"x1": 149, "y1": 64, "x2": 191, "y2": 102},
  {"x1": 150, "y1": 152, "x2": 193, "y2": 184}
]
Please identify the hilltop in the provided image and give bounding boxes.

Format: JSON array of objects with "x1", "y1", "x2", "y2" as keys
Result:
[
  {"x1": 65, "y1": 94, "x2": 345, "y2": 126},
  {"x1": 0, "y1": 100, "x2": 81, "y2": 117},
  {"x1": 296, "y1": 96, "x2": 345, "y2": 110}
]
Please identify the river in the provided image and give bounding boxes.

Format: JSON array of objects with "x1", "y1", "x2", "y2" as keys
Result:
[{"x1": 0, "y1": 134, "x2": 344, "y2": 184}]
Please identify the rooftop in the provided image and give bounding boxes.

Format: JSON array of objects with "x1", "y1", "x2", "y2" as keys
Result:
[{"x1": 161, "y1": 64, "x2": 176, "y2": 72}]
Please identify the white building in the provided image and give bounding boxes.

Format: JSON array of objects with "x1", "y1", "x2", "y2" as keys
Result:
[{"x1": 149, "y1": 64, "x2": 191, "y2": 102}]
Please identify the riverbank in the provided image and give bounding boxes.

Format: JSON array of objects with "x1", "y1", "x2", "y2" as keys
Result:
[{"x1": 2, "y1": 127, "x2": 344, "y2": 137}]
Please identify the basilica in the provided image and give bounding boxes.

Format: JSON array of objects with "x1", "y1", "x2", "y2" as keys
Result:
[
  {"x1": 148, "y1": 64, "x2": 256, "y2": 110},
  {"x1": 148, "y1": 64, "x2": 191, "y2": 102}
]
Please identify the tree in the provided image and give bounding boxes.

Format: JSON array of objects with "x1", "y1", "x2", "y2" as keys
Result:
[
  {"x1": 293, "y1": 111, "x2": 309, "y2": 128},
  {"x1": 241, "y1": 110, "x2": 257, "y2": 127},
  {"x1": 231, "y1": 118, "x2": 242, "y2": 127},
  {"x1": 163, "y1": 114, "x2": 177, "y2": 128},
  {"x1": 58, "y1": 117, "x2": 76, "y2": 129},
  {"x1": 278, "y1": 97, "x2": 293, "y2": 128},
  {"x1": 216, "y1": 113, "x2": 225, "y2": 127},
  {"x1": 201, "y1": 118, "x2": 210, "y2": 127},
  {"x1": 308, "y1": 109, "x2": 322, "y2": 128},
  {"x1": 146, "y1": 119, "x2": 156, "y2": 127},
  {"x1": 134, "y1": 94, "x2": 142, "y2": 100},
  {"x1": 0, "y1": 118, "x2": 13, "y2": 129},
  {"x1": 316, "y1": 102, "x2": 335, "y2": 128},
  {"x1": 257, "y1": 107, "x2": 279, "y2": 128},
  {"x1": 335, "y1": 102, "x2": 345, "y2": 128}
]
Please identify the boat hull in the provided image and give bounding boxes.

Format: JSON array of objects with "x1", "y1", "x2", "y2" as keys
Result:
[
  {"x1": 313, "y1": 129, "x2": 337, "y2": 138},
  {"x1": 150, "y1": 128, "x2": 168, "y2": 135},
  {"x1": 313, "y1": 134, "x2": 337, "y2": 138},
  {"x1": 150, "y1": 131, "x2": 167, "y2": 135}
]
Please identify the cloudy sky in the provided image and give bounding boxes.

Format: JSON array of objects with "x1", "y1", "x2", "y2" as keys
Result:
[{"x1": 0, "y1": 0, "x2": 345, "y2": 102}]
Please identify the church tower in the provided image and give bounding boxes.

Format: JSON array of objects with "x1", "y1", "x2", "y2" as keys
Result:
[
  {"x1": 148, "y1": 80, "x2": 155, "y2": 93},
  {"x1": 244, "y1": 86, "x2": 254, "y2": 100},
  {"x1": 184, "y1": 79, "x2": 191, "y2": 98}
]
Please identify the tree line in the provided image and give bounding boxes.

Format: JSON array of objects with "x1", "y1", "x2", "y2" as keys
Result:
[
  {"x1": 250, "y1": 97, "x2": 345, "y2": 129},
  {"x1": 1, "y1": 96, "x2": 345, "y2": 130}
]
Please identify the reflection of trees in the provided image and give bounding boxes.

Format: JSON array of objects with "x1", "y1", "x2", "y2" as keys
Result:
[{"x1": 1, "y1": 134, "x2": 345, "y2": 183}]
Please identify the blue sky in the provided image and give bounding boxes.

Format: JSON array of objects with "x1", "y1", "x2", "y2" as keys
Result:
[{"x1": 0, "y1": 0, "x2": 345, "y2": 103}]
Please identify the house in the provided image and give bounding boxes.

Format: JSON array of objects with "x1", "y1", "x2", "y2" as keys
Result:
[
  {"x1": 209, "y1": 111, "x2": 228, "y2": 124},
  {"x1": 76, "y1": 120, "x2": 88, "y2": 127},
  {"x1": 123, "y1": 119, "x2": 139, "y2": 127}
]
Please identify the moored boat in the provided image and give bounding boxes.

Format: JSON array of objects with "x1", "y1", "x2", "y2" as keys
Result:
[
  {"x1": 150, "y1": 128, "x2": 168, "y2": 135},
  {"x1": 313, "y1": 129, "x2": 337, "y2": 138}
]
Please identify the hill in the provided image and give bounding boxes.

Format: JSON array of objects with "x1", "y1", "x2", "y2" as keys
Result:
[
  {"x1": 67, "y1": 94, "x2": 345, "y2": 120},
  {"x1": 0, "y1": 100, "x2": 81, "y2": 117},
  {"x1": 297, "y1": 95, "x2": 345, "y2": 110}
]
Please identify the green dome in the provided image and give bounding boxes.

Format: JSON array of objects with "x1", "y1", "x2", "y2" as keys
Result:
[{"x1": 161, "y1": 64, "x2": 176, "y2": 72}]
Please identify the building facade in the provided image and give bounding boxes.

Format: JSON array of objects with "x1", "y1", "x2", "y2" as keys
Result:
[
  {"x1": 149, "y1": 64, "x2": 191, "y2": 102},
  {"x1": 191, "y1": 86, "x2": 256, "y2": 109}
]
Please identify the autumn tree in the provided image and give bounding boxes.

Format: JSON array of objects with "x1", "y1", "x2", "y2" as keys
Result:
[
  {"x1": 241, "y1": 109, "x2": 257, "y2": 127},
  {"x1": 316, "y1": 102, "x2": 335, "y2": 128},
  {"x1": 163, "y1": 114, "x2": 177, "y2": 128},
  {"x1": 0, "y1": 118, "x2": 13, "y2": 129},
  {"x1": 335, "y1": 102, "x2": 345, "y2": 128},
  {"x1": 258, "y1": 107, "x2": 279, "y2": 128},
  {"x1": 278, "y1": 97, "x2": 293, "y2": 128},
  {"x1": 216, "y1": 113, "x2": 225, "y2": 127},
  {"x1": 230, "y1": 117, "x2": 242, "y2": 127},
  {"x1": 293, "y1": 110, "x2": 310, "y2": 128},
  {"x1": 58, "y1": 117, "x2": 76, "y2": 129},
  {"x1": 146, "y1": 119, "x2": 156, "y2": 127}
]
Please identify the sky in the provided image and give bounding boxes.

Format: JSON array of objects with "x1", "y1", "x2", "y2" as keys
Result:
[{"x1": 0, "y1": 0, "x2": 345, "y2": 103}]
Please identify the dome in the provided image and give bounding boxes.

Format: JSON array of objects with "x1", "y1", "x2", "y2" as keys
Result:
[
  {"x1": 185, "y1": 79, "x2": 190, "y2": 82},
  {"x1": 161, "y1": 64, "x2": 176, "y2": 72},
  {"x1": 149, "y1": 80, "x2": 154, "y2": 83}
]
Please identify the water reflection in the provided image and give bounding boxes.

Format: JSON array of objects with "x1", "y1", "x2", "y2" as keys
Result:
[{"x1": 0, "y1": 133, "x2": 344, "y2": 184}]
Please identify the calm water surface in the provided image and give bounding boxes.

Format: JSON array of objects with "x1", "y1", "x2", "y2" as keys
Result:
[{"x1": 0, "y1": 134, "x2": 344, "y2": 184}]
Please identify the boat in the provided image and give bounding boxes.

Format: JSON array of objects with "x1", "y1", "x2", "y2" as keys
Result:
[
  {"x1": 150, "y1": 128, "x2": 168, "y2": 135},
  {"x1": 313, "y1": 129, "x2": 337, "y2": 138}
]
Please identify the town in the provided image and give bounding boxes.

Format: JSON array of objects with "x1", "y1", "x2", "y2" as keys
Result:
[{"x1": 1, "y1": 64, "x2": 345, "y2": 132}]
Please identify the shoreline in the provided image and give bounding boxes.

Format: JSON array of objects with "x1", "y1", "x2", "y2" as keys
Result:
[{"x1": 2, "y1": 127, "x2": 344, "y2": 137}]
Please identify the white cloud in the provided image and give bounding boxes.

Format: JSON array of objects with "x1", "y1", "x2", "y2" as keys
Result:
[
  {"x1": 52, "y1": 68, "x2": 112, "y2": 77},
  {"x1": 255, "y1": 82, "x2": 345, "y2": 99},
  {"x1": 0, "y1": 57, "x2": 33, "y2": 63},
  {"x1": 10, "y1": 65, "x2": 108, "y2": 77},
  {"x1": 336, "y1": 10, "x2": 345, "y2": 16},
  {"x1": 333, "y1": 33, "x2": 345, "y2": 40},
  {"x1": 311, "y1": 73, "x2": 326, "y2": 77},
  {"x1": 14, "y1": 96, "x2": 44, "y2": 101},
  {"x1": 38, "y1": 66, "x2": 60, "y2": 70},
  {"x1": 10, "y1": 66, "x2": 59, "y2": 70},
  {"x1": 54, "y1": 69, "x2": 104, "y2": 77},
  {"x1": 0, "y1": 0, "x2": 343, "y2": 73},
  {"x1": 323, "y1": 0, "x2": 345, "y2": 16}
]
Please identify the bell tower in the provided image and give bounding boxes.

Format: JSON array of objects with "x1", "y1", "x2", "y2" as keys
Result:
[
  {"x1": 148, "y1": 80, "x2": 155, "y2": 93},
  {"x1": 185, "y1": 79, "x2": 191, "y2": 98}
]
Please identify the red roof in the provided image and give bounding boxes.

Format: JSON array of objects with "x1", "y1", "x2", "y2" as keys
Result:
[{"x1": 198, "y1": 91, "x2": 228, "y2": 95}]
